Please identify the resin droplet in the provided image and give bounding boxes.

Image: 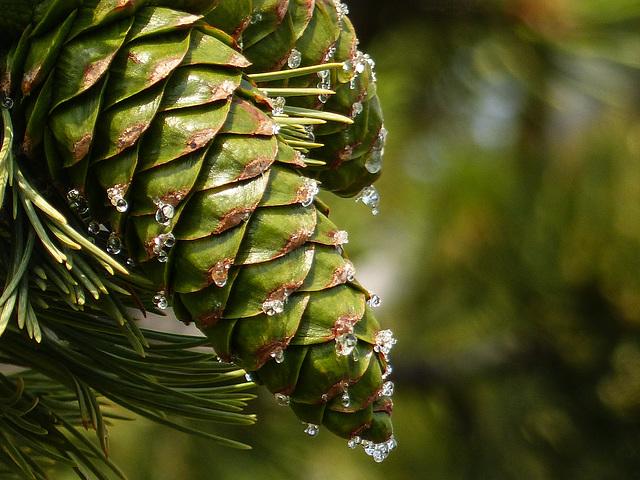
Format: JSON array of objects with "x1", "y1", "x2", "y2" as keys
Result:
[
  {"x1": 271, "y1": 96, "x2": 285, "y2": 116},
  {"x1": 211, "y1": 259, "x2": 232, "y2": 287},
  {"x1": 288, "y1": 48, "x2": 302, "y2": 69},
  {"x1": 87, "y1": 221, "x2": 100, "y2": 236},
  {"x1": 333, "y1": 0, "x2": 349, "y2": 20},
  {"x1": 262, "y1": 299, "x2": 285, "y2": 316},
  {"x1": 367, "y1": 294, "x2": 382, "y2": 308},
  {"x1": 304, "y1": 423, "x2": 320, "y2": 437},
  {"x1": 335, "y1": 332, "x2": 358, "y2": 357},
  {"x1": 270, "y1": 346, "x2": 285, "y2": 364},
  {"x1": 300, "y1": 178, "x2": 319, "y2": 207},
  {"x1": 275, "y1": 393, "x2": 290, "y2": 406},
  {"x1": 333, "y1": 230, "x2": 349, "y2": 245},
  {"x1": 381, "y1": 381, "x2": 395, "y2": 397},
  {"x1": 361, "y1": 436, "x2": 397, "y2": 463},
  {"x1": 348, "y1": 436, "x2": 361, "y2": 449},
  {"x1": 67, "y1": 189, "x2": 89, "y2": 215},
  {"x1": 356, "y1": 185, "x2": 380, "y2": 215},
  {"x1": 324, "y1": 46, "x2": 336, "y2": 62},
  {"x1": 351, "y1": 101, "x2": 363, "y2": 118},
  {"x1": 341, "y1": 389, "x2": 351, "y2": 408},
  {"x1": 271, "y1": 122, "x2": 281, "y2": 136},
  {"x1": 154, "y1": 202, "x2": 175, "y2": 225},
  {"x1": 107, "y1": 185, "x2": 128, "y2": 212},
  {"x1": 106, "y1": 233, "x2": 122, "y2": 255},
  {"x1": 374, "y1": 329, "x2": 397, "y2": 359},
  {"x1": 153, "y1": 291, "x2": 168, "y2": 310}
]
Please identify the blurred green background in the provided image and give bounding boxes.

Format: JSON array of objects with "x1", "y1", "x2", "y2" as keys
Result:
[{"x1": 61, "y1": 0, "x2": 640, "y2": 478}]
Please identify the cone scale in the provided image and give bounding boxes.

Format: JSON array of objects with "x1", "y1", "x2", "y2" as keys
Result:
[{"x1": 1, "y1": 0, "x2": 395, "y2": 459}]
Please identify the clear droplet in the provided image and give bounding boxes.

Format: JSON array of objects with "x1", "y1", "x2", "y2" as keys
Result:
[
  {"x1": 106, "y1": 233, "x2": 122, "y2": 255},
  {"x1": 356, "y1": 185, "x2": 380, "y2": 215},
  {"x1": 153, "y1": 291, "x2": 168, "y2": 310},
  {"x1": 67, "y1": 189, "x2": 89, "y2": 214},
  {"x1": 271, "y1": 96, "x2": 285, "y2": 116},
  {"x1": 115, "y1": 198, "x2": 128, "y2": 212},
  {"x1": 304, "y1": 125, "x2": 315, "y2": 142},
  {"x1": 301, "y1": 178, "x2": 319, "y2": 207},
  {"x1": 304, "y1": 423, "x2": 320, "y2": 437},
  {"x1": 318, "y1": 69, "x2": 330, "y2": 80},
  {"x1": 348, "y1": 436, "x2": 361, "y2": 449},
  {"x1": 155, "y1": 202, "x2": 175, "y2": 225},
  {"x1": 367, "y1": 294, "x2": 382, "y2": 308},
  {"x1": 335, "y1": 332, "x2": 358, "y2": 357},
  {"x1": 374, "y1": 329, "x2": 397, "y2": 359},
  {"x1": 324, "y1": 46, "x2": 336, "y2": 62},
  {"x1": 163, "y1": 233, "x2": 175, "y2": 248},
  {"x1": 339, "y1": 145, "x2": 353, "y2": 161},
  {"x1": 275, "y1": 393, "x2": 290, "y2": 406},
  {"x1": 157, "y1": 250, "x2": 168, "y2": 263},
  {"x1": 211, "y1": 259, "x2": 232, "y2": 287},
  {"x1": 365, "y1": 149, "x2": 383, "y2": 174},
  {"x1": 245, "y1": 372, "x2": 256, "y2": 382},
  {"x1": 262, "y1": 299, "x2": 285, "y2": 316},
  {"x1": 288, "y1": 48, "x2": 302, "y2": 69},
  {"x1": 271, "y1": 122, "x2": 281, "y2": 136},
  {"x1": 345, "y1": 262, "x2": 356, "y2": 282},
  {"x1": 341, "y1": 389, "x2": 351, "y2": 408},
  {"x1": 1, "y1": 97, "x2": 14, "y2": 109},
  {"x1": 126, "y1": 257, "x2": 136, "y2": 267},
  {"x1": 381, "y1": 381, "x2": 395, "y2": 397},
  {"x1": 107, "y1": 185, "x2": 128, "y2": 212},
  {"x1": 382, "y1": 364, "x2": 393, "y2": 380},
  {"x1": 270, "y1": 346, "x2": 285, "y2": 364},
  {"x1": 87, "y1": 221, "x2": 100, "y2": 236},
  {"x1": 351, "y1": 101, "x2": 363, "y2": 118},
  {"x1": 333, "y1": 0, "x2": 349, "y2": 20},
  {"x1": 250, "y1": 12, "x2": 262, "y2": 24}
]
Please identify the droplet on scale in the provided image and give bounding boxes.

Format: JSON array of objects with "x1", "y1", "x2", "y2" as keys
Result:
[
  {"x1": 374, "y1": 329, "x2": 397, "y2": 359},
  {"x1": 87, "y1": 221, "x2": 100, "y2": 236},
  {"x1": 304, "y1": 423, "x2": 320, "y2": 437},
  {"x1": 335, "y1": 332, "x2": 358, "y2": 357},
  {"x1": 288, "y1": 48, "x2": 302, "y2": 69},
  {"x1": 367, "y1": 294, "x2": 382, "y2": 308},
  {"x1": 348, "y1": 436, "x2": 361, "y2": 449},
  {"x1": 211, "y1": 259, "x2": 232, "y2": 287},
  {"x1": 381, "y1": 381, "x2": 395, "y2": 397},
  {"x1": 271, "y1": 96, "x2": 285, "y2": 116},
  {"x1": 107, "y1": 185, "x2": 128, "y2": 212},
  {"x1": 300, "y1": 178, "x2": 319, "y2": 207},
  {"x1": 106, "y1": 233, "x2": 122, "y2": 255},
  {"x1": 341, "y1": 389, "x2": 351, "y2": 408},
  {"x1": 275, "y1": 393, "x2": 290, "y2": 406},
  {"x1": 333, "y1": 230, "x2": 349, "y2": 245},
  {"x1": 361, "y1": 435, "x2": 397, "y2": 462},
  {"x1": 154, "y1": 202, "x2": 175, "y2": 225},
  {"x1": 351, "y1": 101, "x2": 363, "y2": 118},
  {"x1": 67, "y1": 189, "x2": 89, "y2": 214},
  {"x1": 270, "y1": 346, "x2": 285, "y2": 364},
  {"x1": 153, "y1": 291, "x2": 168, "y2": 310},
  {"x1": 262, "y1": 299, "x2": 285, "y2": 316}
]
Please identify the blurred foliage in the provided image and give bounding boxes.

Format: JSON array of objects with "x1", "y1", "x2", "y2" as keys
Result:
[{"x1": 53, "y1": 0, "x2": 640, "y2": 478}]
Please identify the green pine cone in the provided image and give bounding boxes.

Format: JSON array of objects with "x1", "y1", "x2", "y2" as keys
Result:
[{"x1": 1, "y1": 0, "x2": 395, "y2": 459}]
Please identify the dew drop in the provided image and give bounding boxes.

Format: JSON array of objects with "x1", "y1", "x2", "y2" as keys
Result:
[
  {"x1": 288, "y1": 48, "x2": 302, "y2": 69},
  {"x1": 304, "y1": 423, "x2": 320, "y2": 437},
  {"x1": 106, "y1": 233, "x2": 122, "y2": 255},
  {"x1": 275, "y1": 393, "x2": 290, "y2": 406}
]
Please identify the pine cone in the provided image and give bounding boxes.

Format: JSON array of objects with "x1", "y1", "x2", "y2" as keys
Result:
[{"x1": 1, "y1": 0, "x2": 395, "y2": 459}]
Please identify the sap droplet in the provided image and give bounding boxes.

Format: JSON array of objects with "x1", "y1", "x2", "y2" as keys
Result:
[
  {"x1": 335, "y1": 332, "x2": 358, "y2": 357},
  {"x1": 348, "y1": 436, "x2": 361, "y2": 449},
  {"x1": 301, "y1": 178, "x2": 319, "y2": 207},
  {"x1": 154, "y1": 202, "x2": 175, "y2": 225},
  {"x1": 67, "y1": 189, "x2": 89, "y2": 215},
  {"x1": 367, "y1": 294, "x2": 382, "y2": 308},
  {"x1": 324, "y1": 46, "x2": 336, "y2": 62},
  {"x1": 351, "y1": 101, "x2": 363, "y2": 118},
  {"x1": 270, "y1": 346, "x2": 285, "y2": 364},
  {"x1": 374, "y1": 329, "x2": 397, "y2": 359},
  {"x1": 361, "y1": 435, "x2": 396, "y2": 462},
  {"x1": 339, "y1": 145, "x2": 352, "y2": 161},
  {"x1": 356, "y1": 185, "x2": 380, "y2": 215},
  {"x1": 107, "y1": 185, "x2": 128, "y2": 212},
  {"x1": 106, "y1": 233, "x2": 122, "y2": 255},
  {"x1": 333, "y1": 0, "x2": 349, "y2": 20},
  {"x1": 271, "y1": 96, "x2": 285, "y2": 116},
  {"x1": 288, "y1": 48, "x2": 302, "y2": 69},
  {"x1": 333, "y1": 230, "x2": 349, "y2": 245},
  {"x1": 381, "y1": 381, "x2": 395, "y2": 397},
  {"x1": 271, "y1": 122, "x2": 281, "y2": 136},
  {"x1": 153, "y1": 291, "x2": 168, "y2": 310},
  {"x1": 262, "y1": 299, "x2": 284, "y2": 316},
  {"x1": 304, "y1": 423, "x2": 320, "y2": 437},
  {"x1": 87, "y1": 221, "x2": 100, "y2": 236},
  {"x1": 341, "y1": 389, "x2": 351, "y2": 408},
  {"x1": 211, "y1": 259, "x2": 231, "y2": 287},
  {"x1": 275, "y1": 393, "x2": 290, "y2": 406}
]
